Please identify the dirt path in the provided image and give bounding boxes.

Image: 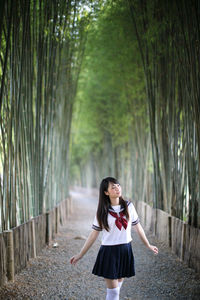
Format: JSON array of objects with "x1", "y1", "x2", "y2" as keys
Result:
[{"x1": 0, "y1": 187, "x2": 199, "y2": 300}]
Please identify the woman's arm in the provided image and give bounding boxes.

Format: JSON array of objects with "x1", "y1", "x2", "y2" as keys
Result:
[
  {"x1": 133, "y1": 223, "x2": 158, "y2": 254},
  {"x1": 70, "y1": 229, "x2": 100, "y2": 265}
]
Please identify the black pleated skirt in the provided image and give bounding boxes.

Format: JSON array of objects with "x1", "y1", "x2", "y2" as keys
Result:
[{"x1": 92, "y1": 242, "x2": 135, "y2": 279}]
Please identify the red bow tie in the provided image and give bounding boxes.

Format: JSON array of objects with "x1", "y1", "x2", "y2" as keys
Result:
[{"x1": 109, "y1": 211, "x2": 128, "y2": 230}]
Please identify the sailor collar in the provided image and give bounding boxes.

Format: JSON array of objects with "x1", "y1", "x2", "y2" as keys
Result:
[
  {"x1": 108, "y1": 200, "x2": 130, "y2": 213},
  {"x1": 108, "y1": 204, "x2": 125, "y2": 213}
]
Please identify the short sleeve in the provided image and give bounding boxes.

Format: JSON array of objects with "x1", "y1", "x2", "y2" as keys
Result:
[
  {"x1": 92, "y1": 215, "x2": 102, "y2": 231},
  {"x1": 129, "y1": 202, "x2": 140, "y2": 226}
]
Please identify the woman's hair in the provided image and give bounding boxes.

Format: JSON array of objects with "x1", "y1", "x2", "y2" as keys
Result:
[{"x1": 96, "y1": 177, "x2": 129, "y2": 231}]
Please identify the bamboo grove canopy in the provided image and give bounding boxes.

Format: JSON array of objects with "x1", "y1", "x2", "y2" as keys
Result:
[
  {"x1": 0, "y1": 0, "x2": 93, "y2": 231},
  {"x1": 0, "y1": 0, "x2": 200, "y2": 232}
]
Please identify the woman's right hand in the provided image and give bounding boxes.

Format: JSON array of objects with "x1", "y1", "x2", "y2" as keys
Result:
[
  {"x1": 70, "y1": 254, "x2": 82, "y2": 265},
  {"x1": 70, "y1": 230, "x2": 99, "y2": 266}
]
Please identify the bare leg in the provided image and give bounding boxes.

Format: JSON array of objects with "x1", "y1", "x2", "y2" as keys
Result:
[{"x1": 104, "y1": 278, "x2": 119, "y2": 288}]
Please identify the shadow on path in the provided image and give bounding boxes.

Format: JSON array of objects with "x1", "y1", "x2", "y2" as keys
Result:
[{"x1": 0, "y1": 187, "x2": 199, "y2": 300}]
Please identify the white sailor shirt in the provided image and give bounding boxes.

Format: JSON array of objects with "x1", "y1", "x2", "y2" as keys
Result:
[{"x1": 92, "y1": 201, "x2": 140, "y2": 246}]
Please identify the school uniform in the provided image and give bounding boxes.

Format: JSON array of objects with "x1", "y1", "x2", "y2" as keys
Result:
[{"x1": 92, "y1": 201, "x2": 140, "y2": 279}]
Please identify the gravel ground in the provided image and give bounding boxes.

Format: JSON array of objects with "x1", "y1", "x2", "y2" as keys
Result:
[{"x1": 0, "y1": 187, "x2": 200, "y2": 300}]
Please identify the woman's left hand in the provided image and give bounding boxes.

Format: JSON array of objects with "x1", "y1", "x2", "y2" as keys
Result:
[{"x1": 148, "y1": 245, "x2": 159, "y2": 254}]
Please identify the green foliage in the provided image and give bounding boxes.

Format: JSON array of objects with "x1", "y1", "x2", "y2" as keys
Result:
[
  {"x1": 70, "y1": 0, "x2": 147, "y2": 182},
  {"x1": 0, "y1": 0, "x2": 94, "y2": 231}
]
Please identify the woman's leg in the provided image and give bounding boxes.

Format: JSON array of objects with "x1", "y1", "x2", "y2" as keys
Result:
[
  {"x1": 104, "y1": 278, "x2": 119, "y2": 289},
  {"x1": 104, "y1": 279, "x2": 120, "y2": 300}
]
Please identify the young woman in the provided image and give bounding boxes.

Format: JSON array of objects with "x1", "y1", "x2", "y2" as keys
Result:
[{"x1": 70, "y1": 177, "x2": 158, "y2": 300}]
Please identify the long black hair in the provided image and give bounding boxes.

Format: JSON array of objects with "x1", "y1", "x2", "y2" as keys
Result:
[{"x1": 96, "y1": 177, "x2": 129, "y2": 231}]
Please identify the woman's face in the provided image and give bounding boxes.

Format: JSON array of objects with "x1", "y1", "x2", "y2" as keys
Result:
[{"x1": 105, "y1": 182, "x2": 122, "y2": 198}]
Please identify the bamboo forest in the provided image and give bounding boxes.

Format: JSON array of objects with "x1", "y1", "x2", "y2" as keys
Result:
[
  {"x1": 1, "y1": 0, "x2": 199, "y2": 232},
  {"x1": 0, "y1": 0, "x2": 200, "y2": 300}
]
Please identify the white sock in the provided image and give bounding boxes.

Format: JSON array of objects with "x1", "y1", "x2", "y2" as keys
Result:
[
  {"x1": 106, "y1": 287, "x2": 120, "y2": 300},
  {"x1": 118, "y1": 281, "x2": 123, "y2": 289}
]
